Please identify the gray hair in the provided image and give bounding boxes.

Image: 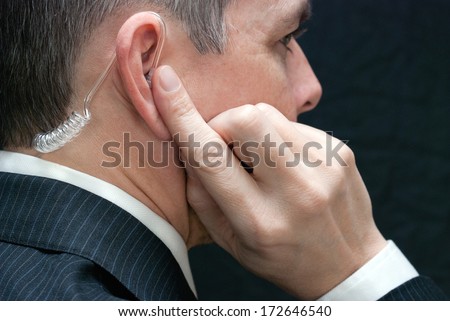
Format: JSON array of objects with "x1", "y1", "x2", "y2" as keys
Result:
[{"x1": 0, "y1": 0, "x2": 231, "y2": 149}]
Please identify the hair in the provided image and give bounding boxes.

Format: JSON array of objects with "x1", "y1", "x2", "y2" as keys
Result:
[{"x1": 0, "y1": 0, "x2": 230, "y2": 149}]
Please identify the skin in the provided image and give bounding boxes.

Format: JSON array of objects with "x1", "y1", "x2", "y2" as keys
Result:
[
  {"x1": 151, "y1": 0, "x2": 386, "y2": 298},
  {"x1": 167, "y1": 0, "x2": 322, "y2": 122},
  {"x1": 152, "y1": 66, "x2": 387, "y2": 300},
  {"x1": 32, "y1": 0, "x2": 322, "y2": 243},
  {"x1": 16, "y1": 0, "x2": 387, "y2": 299}
]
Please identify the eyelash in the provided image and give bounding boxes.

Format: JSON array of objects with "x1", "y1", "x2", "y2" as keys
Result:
[{"x1": 279, "y1": 26, "x2": 308, "y2": 49}]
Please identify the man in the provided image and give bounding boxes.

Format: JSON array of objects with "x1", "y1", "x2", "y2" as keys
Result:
[{"x1": 0, "y1": 0, "x2": 446, "y2": 300}]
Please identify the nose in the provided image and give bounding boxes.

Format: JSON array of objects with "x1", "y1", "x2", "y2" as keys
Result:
[{"x1": 289, "y1": 41, "x2": 323, "y2": 115}]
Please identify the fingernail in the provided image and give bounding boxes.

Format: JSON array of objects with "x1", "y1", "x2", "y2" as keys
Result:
[{"x1": 159, "y1": 66, "x2": 181, "y2": 92}]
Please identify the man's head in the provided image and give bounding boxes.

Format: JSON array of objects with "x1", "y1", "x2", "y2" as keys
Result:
[
  {"x1": 1, "y1": 0, "x2": 321, "y2": 150},
  {"x1": 0, "y1": 0, "x2": 230, "y2": 149},
  {"x1": 0, "y1": 0, "x2": 322, "y2": 243}
]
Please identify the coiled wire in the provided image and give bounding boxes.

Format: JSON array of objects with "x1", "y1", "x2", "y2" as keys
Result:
[{"x1": 32, "y1": 111, "x2": 91, "y2": 153}]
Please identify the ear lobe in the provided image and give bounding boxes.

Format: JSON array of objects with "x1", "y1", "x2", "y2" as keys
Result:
[{"x1": 116, "y1": 12, "x2": 171, "y2": 140}]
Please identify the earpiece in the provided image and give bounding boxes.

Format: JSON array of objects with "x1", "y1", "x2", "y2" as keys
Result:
[{"x1": 145, "y1": 69, "x2": 155, "y2": 87}]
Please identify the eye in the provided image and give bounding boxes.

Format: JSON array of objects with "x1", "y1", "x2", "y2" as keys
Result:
[
  {"x1": 279, "y1": 26, "x2": 308, "y2": 48},
  {"x1": 280, "y1": 34, "x2": 294, "y2": 47}
]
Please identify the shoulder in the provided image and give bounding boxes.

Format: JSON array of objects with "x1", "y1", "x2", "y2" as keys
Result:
[{"x1": 0, "y1": 241, "x2": 136, "y2": 300}]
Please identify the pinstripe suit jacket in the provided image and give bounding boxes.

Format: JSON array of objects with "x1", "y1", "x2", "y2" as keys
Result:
[
  {"x1": 0, "y1": 172, "x2": 195, "y2": 301},
  {"x1": 0, "y1": 172, "x2": 447, "y2": 301},
  {"x1": 379, "y1": 276, "x2": 447, "y2": 301}
]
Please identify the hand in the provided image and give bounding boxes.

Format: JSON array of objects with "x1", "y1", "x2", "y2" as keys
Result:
[{"x1": 151, "y1": 66, "x2": 387, "y2": 300}]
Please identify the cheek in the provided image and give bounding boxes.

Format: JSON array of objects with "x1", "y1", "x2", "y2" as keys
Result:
[
  {"x1": 178, "y1": 55, "x2": 296, "y2": 122},
  {"x1": 232, "y1": 55, "x2": 297, "y2": 120}
]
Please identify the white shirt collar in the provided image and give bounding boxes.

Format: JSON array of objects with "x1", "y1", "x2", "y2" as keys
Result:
[{"x1": 0, "y1": 150, "x2": 197, "y2": 296}]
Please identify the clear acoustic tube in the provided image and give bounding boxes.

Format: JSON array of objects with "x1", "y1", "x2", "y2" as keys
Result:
[
  {"x1": 33, "y1": 12, "x2": 166, "y2": 154},
  {"x1": 32, "y1": 55, "x2": 115, "y2": 154}
]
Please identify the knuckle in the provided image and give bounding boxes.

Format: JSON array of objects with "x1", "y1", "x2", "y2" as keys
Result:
[
  {"x1": 170, "y1": 93, "x2": 196, "y2": 119},
  {"x1": 255, "y1": 102, "x2": 274, "y2": 113},
  {"x1": 310, "y1": 187, "x2": 330, "y2": 211},
  {"x1": 229, "y1": 105, "x2": 264, "y2": 131},
  {"x1": 250, "y1": 220, "x2": 283, "y2": 248},
  {"x1": 255, "y1": 103, "x2": 282, "y2": 120},
  {"x1": 244, "y1": 204, "x2": 292, "y2": 248},
  {"x1": 341, "y1": 146, "x2": 356, "y2": 166},
  {"x1": 298, "y1": 183, "x2": 330, "y2": 215},
  {"x1": 194, "y1": 139, "x2": 232, "y2": 174}
]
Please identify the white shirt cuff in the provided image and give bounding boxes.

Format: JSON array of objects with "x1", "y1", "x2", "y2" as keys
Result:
[{"x1": 318, "y1": 240, "x2": 419, "y2": 301}]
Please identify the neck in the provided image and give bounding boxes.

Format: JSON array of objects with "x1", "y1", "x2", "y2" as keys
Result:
[{"x1": 24, "y1": 107, "x2": 191, "y2": 243}]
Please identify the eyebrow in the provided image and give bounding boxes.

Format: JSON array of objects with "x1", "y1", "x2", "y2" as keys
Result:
[{"x1": 278, "y1": 0, "x2": 312, "y2": 30}]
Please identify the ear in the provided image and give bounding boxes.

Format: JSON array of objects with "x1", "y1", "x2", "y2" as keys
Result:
[{"x1": 116, "y1": 12, "x2": 170, "y2": 140}]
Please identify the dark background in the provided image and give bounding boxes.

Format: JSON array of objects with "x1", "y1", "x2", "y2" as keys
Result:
[{"x1": 189, "y1": 0, "x2": 450, "y2": 300}]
